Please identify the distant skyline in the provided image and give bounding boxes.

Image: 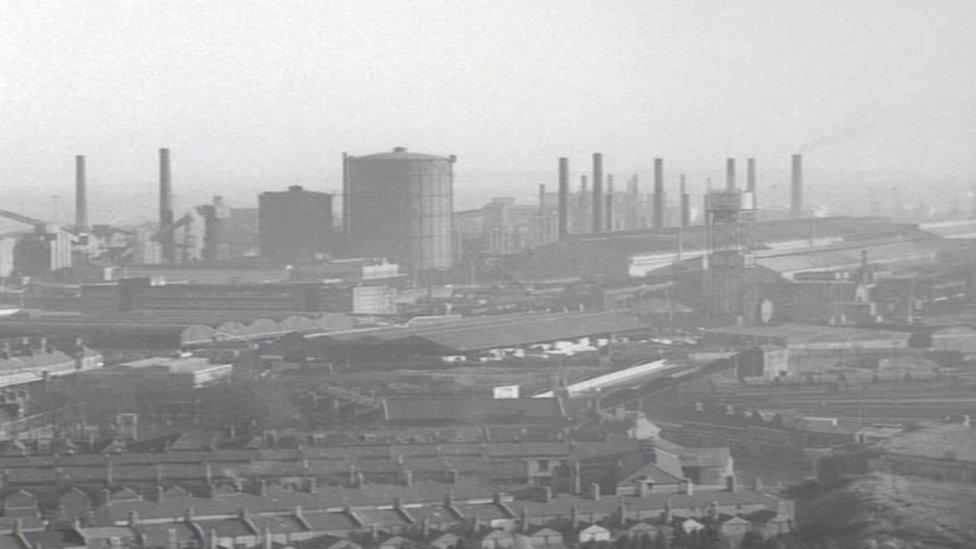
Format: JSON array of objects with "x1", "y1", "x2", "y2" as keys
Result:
[{"x1": 2, "y1": 0, "x2": 974, "y2": 224}]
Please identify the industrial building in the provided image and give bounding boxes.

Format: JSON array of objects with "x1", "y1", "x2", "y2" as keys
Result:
[
  {"x1": 344, "y1": 148, "x2": 455, "y2": 275},
  {"x1": 506, "y1": 216, "x2": 917, "y2": 282},
  {"x1": 0, "y1": 336, "x2": 103, "y2": 389},
  {"x1": 197, "y1": 196, "x2": 259, "y2": 261},
  {"x1": 81, "y1": 356, "x2": 233, "y2": 391},
  {"x1": 259, "y1": 186, "x2": 336, "y2": 264},
  {"x1": 287, "y1": 310, "x2": 650, "y2": 363},
  {"x1": 0, "y1": 310, "x2": 357, "y2": 350},
  {"x1": 108, "y1": 257, "x2": 404, "y2": 288}
]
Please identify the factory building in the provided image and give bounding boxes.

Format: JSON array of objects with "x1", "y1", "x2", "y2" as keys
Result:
[
  {"x1": 345, "y1": 148, "x2": 455, "y2": 275},
  {"x1": 12, "y1": 224, "x2": 74, "y2": 276},
  {"x1": 198, "y1": 197, "x2": 260, "y2": 261},
  {"x1": 258, "y1": 186, "x2": 336, "y2": 264},
  {"x1": 82, "y1": 356, "x2": 233, "y2": 391},
  {"x1": 505, "y1": 216, "x2": 917, "y2": 282}
]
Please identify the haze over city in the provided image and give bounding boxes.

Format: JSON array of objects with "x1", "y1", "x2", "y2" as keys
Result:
[
  {"x1": 2, "y1": 0, "x2": 974, "y2": 222},
  {"x1": 3, "y1": 2, "x2": 976, "y2": 547}
]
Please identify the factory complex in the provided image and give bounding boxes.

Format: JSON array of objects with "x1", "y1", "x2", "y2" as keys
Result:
[{"x1": 1, "y1": 146, "x2": 976, "y2": 549}]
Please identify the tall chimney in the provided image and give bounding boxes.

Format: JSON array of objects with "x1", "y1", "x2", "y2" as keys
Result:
[
  {"x1": 342, "y1": 152, "x2": 350, "y2": 237},
  {"x1": 680, "y1": 174, "x2": 690, "y2": 228},
  {"x1": 159, "y1": 148, "x2": 175, "y2": 263},
  {"x1": 75, "y1": 155, "x2": 88, "y2": 230},
  {"x1": 606, "y1": 175, "x2": 614, "y2": 232},
  {"x1": 746, "y1": 158, "x2": 757, "y2": 208},
  {"x1": 558, "y1": 158, "x2": 569, "y2": 239},
  {"x1": 538, "y1": 184, "x2": 547, "y2": 244},
  {"x1": 791, "y1": 154, "x2": 803, "y2": 219},
  {"x1": 578, "y1": 175, "x2": 589, "y2": 233},
  {"x1": 627, "y1": 175, "x2": 640, "y2": 230},
  {"x1": 592, "y1": 153, "x2": 603, "y2": 233},
  {"x1": 653, "y1": 158, "x2": 664, "y2": 229},
  {"x1": 726, "y1": 158, "x2": 736, "y2": 191}
]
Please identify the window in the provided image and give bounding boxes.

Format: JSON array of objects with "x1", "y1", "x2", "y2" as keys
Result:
[{"x1": 538, "y1": 459, "x2": 550, "y2": 472}]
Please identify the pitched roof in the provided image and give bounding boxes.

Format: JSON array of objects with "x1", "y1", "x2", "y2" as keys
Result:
[
  {"x1": 621, "y1": 463, "x2": 684, "y2": 485},
  {"x1": 302, "y1": 511, "x2": 360, "y2": 532}
]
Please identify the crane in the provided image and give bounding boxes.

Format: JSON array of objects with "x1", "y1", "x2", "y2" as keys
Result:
[
  {"x1": 0, "y1": 207, "x2": 76, "y2": 273},
  {"x1": 0, "y1": 208, "x2": 48, "y2": 230}
]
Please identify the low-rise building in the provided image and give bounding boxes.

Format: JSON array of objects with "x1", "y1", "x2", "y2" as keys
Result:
[{"x1": 82, "y1": 357, "x2": 232, "y2": 391}]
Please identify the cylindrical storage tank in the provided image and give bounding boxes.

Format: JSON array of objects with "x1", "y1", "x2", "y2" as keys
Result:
[{"x1": 345, "y1": 147, "x2": 455, "y2": 273}]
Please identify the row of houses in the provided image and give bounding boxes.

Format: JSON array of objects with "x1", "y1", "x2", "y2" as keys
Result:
[{"x1": 0, "y1": 476, "x2": 792, "y2": 549}]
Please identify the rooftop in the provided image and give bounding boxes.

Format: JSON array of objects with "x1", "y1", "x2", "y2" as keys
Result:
[
  {"x1": 353, "y1": 148, "x2": 453, "y2": 162},
  {"x1": 307, "y1": 311, "x2": 649, "y2": 353}
]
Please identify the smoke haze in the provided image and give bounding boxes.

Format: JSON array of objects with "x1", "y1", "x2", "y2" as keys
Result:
[{"x1": 1, "y1": 0, "x2": 974, "y2": 222}]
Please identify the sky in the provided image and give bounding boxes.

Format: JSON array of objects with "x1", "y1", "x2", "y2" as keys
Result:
[{"x1": 1, "y1": 0, "x2": 974, "y2": 224}]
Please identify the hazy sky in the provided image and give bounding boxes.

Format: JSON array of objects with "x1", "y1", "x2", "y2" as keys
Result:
[{"x1": 2, "y1": 0, "x2": 974, "y2": 223}]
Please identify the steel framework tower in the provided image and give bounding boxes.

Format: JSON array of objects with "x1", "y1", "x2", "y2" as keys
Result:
[{"x1": 703, "y1": 189, "x2": 758, "y2": 325}]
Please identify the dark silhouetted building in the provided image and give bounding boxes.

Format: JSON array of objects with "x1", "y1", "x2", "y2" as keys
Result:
[{"x1": 258, "y1": 186, "x2": 335, "y2": 264}]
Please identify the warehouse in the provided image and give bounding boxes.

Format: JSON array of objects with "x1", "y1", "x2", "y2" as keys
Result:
[
  {"x1": 703, "y1": 323, "x2": 913, "y2": 350},
  {"x1": 506, "y1": 216, "x2": 918, "y2": 281},
  {"x1": 0, "y1": 310, "x2": 356, "y2": 350},
  {"x1": 289, "y1": 311, "x2": 651, "y2": 362}
]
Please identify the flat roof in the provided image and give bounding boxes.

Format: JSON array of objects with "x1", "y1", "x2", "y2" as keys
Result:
[{"x1": 705, "y1": 323, "x2": 912, "y2": 345}]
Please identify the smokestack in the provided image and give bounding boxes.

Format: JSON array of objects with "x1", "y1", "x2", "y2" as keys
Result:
[
  {"x1": 592, "y1": 153, "x2": 603, "y2": 233},
  {"x1": 558, "y1": 158, "x2": 569, "y2": 239},
  {"x1": 746, "y1": 158, "x2": 759, "y2": 209},
  {"x1": 578, "y1": 175, "x2": 589, "y2": 233},
  {"x1": 342, "y1": 152, "x2": 349, "y2": 237},
  {"x1": 606, "y1": 175, "x2": 614, "y2": 232},
  {"x1": 726, "y1": 158, "x2": 736, "y2": 191},
  {"x1": 791, "y1": 154, "x2": 803, "y2": 219},
  {"x1": 746, "y1": 158, "x2": 756, "y2": 192},
  {"x1": 75, "y1": 155, "x2": 88, "y2": 230},
  {"x1": 627, "y1": 175, "x2": 639, "y2": 230},
  {"x1": 680, "y1": 174, "x2": 690, "y2": 228},
  {"x1": 653, "y1": 158, "x2": 664, "y2": 229},
  {"x1": 538, "y1": 184, "x2": 547, "y2": 244},
  {"x1": 746, "y1": 158, "x2": 757, "y2": 209},
  {"x1": 159, "y1": 148, "x2": 175, "y2": 263}
]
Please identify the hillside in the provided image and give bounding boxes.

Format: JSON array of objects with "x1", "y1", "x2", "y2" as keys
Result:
[{"x1": 797, "y1": 473, "x2": 976, "y2": 547}]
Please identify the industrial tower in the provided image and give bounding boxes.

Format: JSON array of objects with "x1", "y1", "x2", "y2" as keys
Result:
[{"x1": 703, "y1": 187, "x2": 758, "y2": 325}]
